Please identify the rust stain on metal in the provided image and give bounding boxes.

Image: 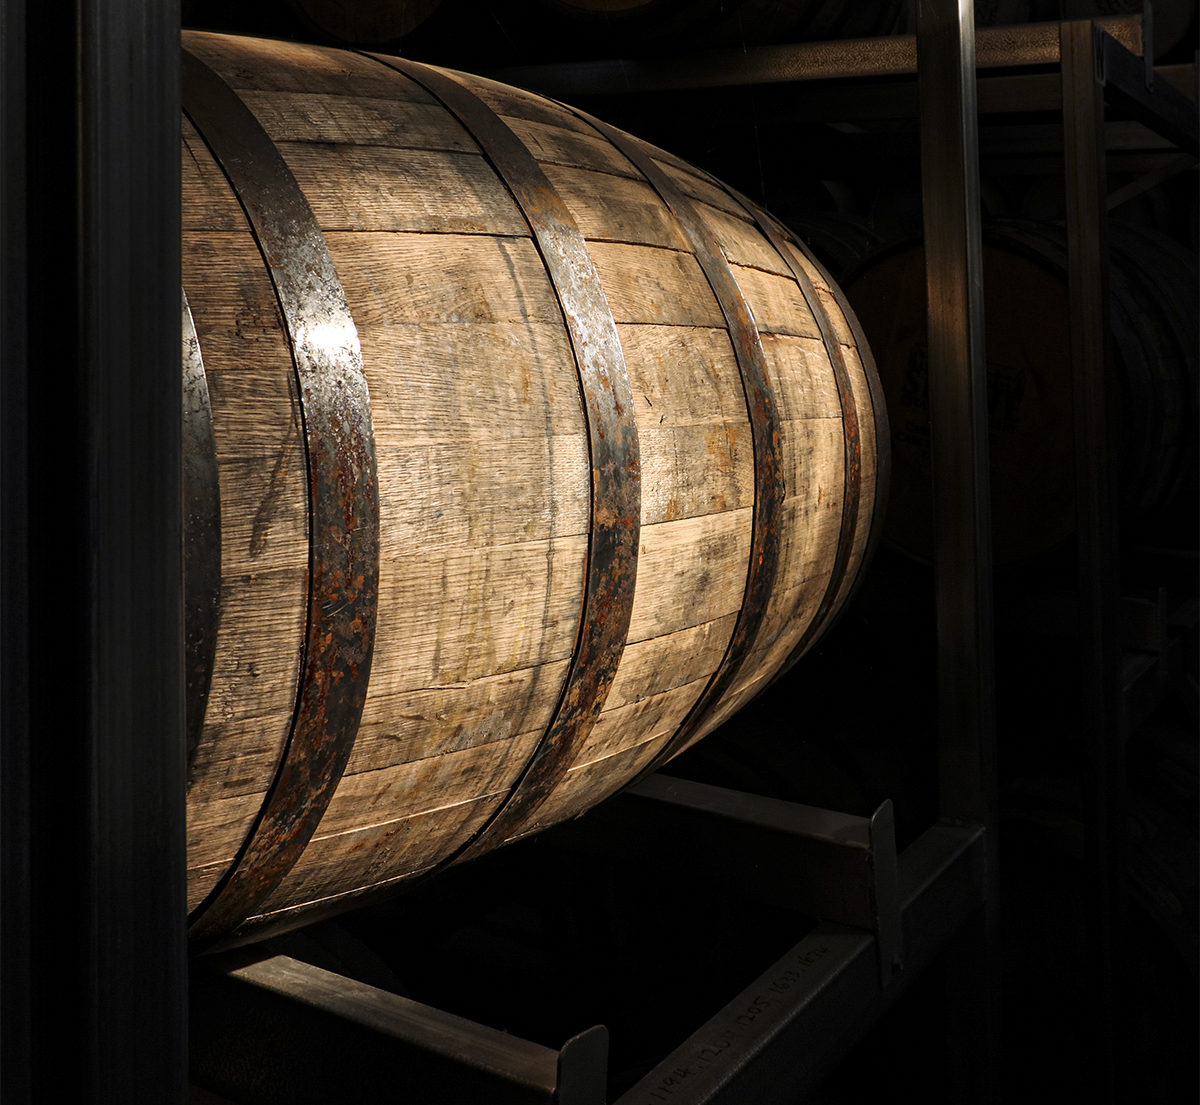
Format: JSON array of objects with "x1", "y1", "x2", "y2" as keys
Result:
[
  {"x1": 361, "y1": 54, "x2": 640, "y2": 860},
  {"x1": 575, "y1": 110, "x2": 785, "y2": 781},
  {"x1": 734, "y1": 193, "x2": 864, "y2": 673},
  {"x1": 794, "y1": 230, "x2": 891, "y2": 599},
  {"x1": 739, "y1": 193, "x2": 892, "y2": 667},
  {"x1": 183, "y1": 47, "x2": 379, "y2": 948}
]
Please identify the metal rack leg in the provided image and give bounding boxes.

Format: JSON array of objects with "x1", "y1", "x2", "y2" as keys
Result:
[
  {"x1": 1061, "y1": 20, "x2": 1125, "y2": 1104},
  {"x1": 0, "y1": 2, "x2": 186, "y2": 1101},
  {"x1": 0, "y1": 7, "x2": 32, "y2": 1099},
  {"x1": 916, "y1": 2, "x2": 1000, "y2": 1101}
]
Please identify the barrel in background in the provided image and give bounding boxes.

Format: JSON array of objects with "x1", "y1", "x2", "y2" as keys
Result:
[{"x1": 844, "y1": 221, "x2": 1197, "y2": 566}]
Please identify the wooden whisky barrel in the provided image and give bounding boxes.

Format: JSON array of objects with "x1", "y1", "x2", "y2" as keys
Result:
[
  {"x1": 845, "y1": 221, "x2": 1196, "y2": 566},
  {"x1": 181, "y1": 30, "x2": 885, "y2": 949}
]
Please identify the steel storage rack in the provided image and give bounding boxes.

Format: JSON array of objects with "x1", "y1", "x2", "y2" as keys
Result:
[
  {"x1": 195, "y1": 3, "x2": 1005, "y2": 1101},
  {"x1": 2, "y1": 3, "x2": 1196, "y2": 1103},
  {"x1": 486, "y1": 8, "x2": 1199, "y2": 1101}
]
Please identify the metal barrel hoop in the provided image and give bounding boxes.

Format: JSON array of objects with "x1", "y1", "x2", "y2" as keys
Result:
[
  {"x1": 569, "y1": 109, "x2": 787, "y2": 778},
  {"x1": 769, "y1": 214, "x2": 891, "y2": 602},
  {"x1": 728, "y1": 193, "x2": 865, "y2": 674},
  {"x1": 182, "y1": 46, "x2": 381, "y2": 947},
  {"x1": 360, "y1": 53, "x2": 642, "y2": 860}
]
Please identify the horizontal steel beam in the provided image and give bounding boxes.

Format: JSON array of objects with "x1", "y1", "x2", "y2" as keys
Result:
[
  {"x1": 982, "y1": 120, "x2": 1179, "y2": 154},
  {"x1": 489, "y1": 16, "x2": 1142, "y2": 98},
  {"x1": 815, "y1": 61, "x2": 1194, "y2": 120},
  {"x1": 1101, "y1": 30, "x2": 1199, "y2": 153},
  {"x1": 190, "y1": 820, "x2": 984, "y2": 1105},
  {"x1": 542, "y1": 775, "x2": 902, "y2": 986},
  {"x1": 668, "y1": 118, "x2": 1181, "y2": 173},
  {"x1": 190, "y1": 953, "x2": 608, "y2": 1105},
  {"x1": 615, "y1": 823, "x2": 986, "y2": 1105}
]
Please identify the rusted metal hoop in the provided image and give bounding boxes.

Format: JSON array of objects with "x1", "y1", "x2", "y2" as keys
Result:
[
  {"x1": 729, "y1": 192, "x2": 866, "y2": 674},
  {"x1": 182, "y1": 286, "x2": 221, "y2": 789},
  {"x1": 572, "y1": 111, "x2": 786, "y2": 778},
  {"x1": 361, "y1": 54, "x2": 641, "y2": 861},
  {"x1": 182, "y1": 47, "x2": 380, "y2": 947},
  {"x1": 767, "y1": 215, "x2": 891, "y2": 645}
]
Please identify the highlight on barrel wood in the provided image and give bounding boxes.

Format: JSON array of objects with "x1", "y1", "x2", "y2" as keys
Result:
[{"x1": 180, "y1": 29, "x2": 885, "y2": 949}]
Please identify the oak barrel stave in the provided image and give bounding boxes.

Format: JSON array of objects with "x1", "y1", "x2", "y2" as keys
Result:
[{"x1": 181, "y1": 30, "x2": 884, "y2": 947}]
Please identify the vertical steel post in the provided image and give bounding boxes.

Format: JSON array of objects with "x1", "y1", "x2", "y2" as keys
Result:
[
  {"x1": 1061, "y1": 21, "x2": 1123, "y2": 1103},
  {"x1": 2, "y1": 1, "x2": 186, "y2": 1100},
  {"x1": 916, "y1": 1, "x2": 999, "y2": 1100},
  {"x1": 0, "y1": 0, "x2": 32, "y2": 1098}
]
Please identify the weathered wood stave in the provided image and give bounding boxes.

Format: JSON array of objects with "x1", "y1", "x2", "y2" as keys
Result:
[{"x1": 181, "y1": 30, "x2": 884, "y2": 948}]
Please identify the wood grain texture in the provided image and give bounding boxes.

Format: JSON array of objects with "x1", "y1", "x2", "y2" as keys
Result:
[
  {"x1": 355, "y1": 322, "x2": 583, "y2": 447},
  {"x1": 520, "y1": 726, "x2": 675, "y2": 835},
  {"x1": 325, "y1": 232, "x2": 561, "y2": 324},
  {"x1": 181, "y1": 32, "x2": 884, "y2": 944},
  {"x1": 627, "y1": 509, "x2": 753, "y2": 642},
  {"x1": 254, "y1": 733, "x2": 541, "y2": 911},
  {"x1": 371, "y1": 534, "x2": 588, "y2": 690},
  {"x1": 456, "y1": 72, "x2": 600, "y2": 135},
  {"x1": 188, "y1": 697, "x2": 304, "y2": 805},
  {"x1": 187, "y1": 32, "x2": 432, "y2": 99},
  {"x1": 503, "y1": 116, "x2": 639, "y2": 179},
  {"x1": 589, "y1": 241, "x2": 725, "y2": 327},
  {"x1": 616, "y1": 325, "x2": 746, "y2": 425},
  {"x1": 348, "y1": 659, "x2": 572, "y2": 774},
  {"x1": 240, "y1": 91, "x2": 474, "y2": 152},
  {"x1": 182, "y1": 117, "x2": 245, "y2": 231},
  {"x1": 653, "y1": 156, "x2": 753, "y2": 219},
  {"x1": 542, "y1": 163, "x2": 690, "y2": 251},
  {"x1": 189, "y1": 860, "x2": 237, "y2": 910},
  {"x1": 605, "y1": 614, "x2": 738, "y2": 710},
  {"x1": 728, "y1": 263, "x2": 823, "y2": 338},
  {"x1": 188, "y1": 792, "x2": 266, "y2": 874},
  {"x1": 278, "y1": 143, "x2": 528, "y2": 235},
  {"x1": 701, "y1": 200, "x2": 794, "y2": 277},
  {"x1": 638, "y1": 422, "x2": 753, "y2": 523},
  {"x1": 761, "y1": 333, "x2": 843, "y2": 420},
  {"x1": 834, "y1": 345, "x2": 879, "y2": 594},
  {"x1": 575, "y1": 677, "x2": 709, "y2": 766},
  {"x1": 375, "y1": 436, "x2": 590, "y2": 547},
  {"x1": 182, "y1": 132, "x2": 310, "y2": 908}
]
